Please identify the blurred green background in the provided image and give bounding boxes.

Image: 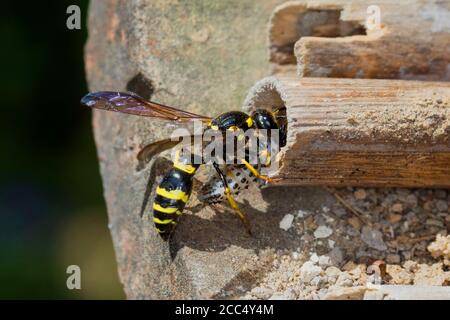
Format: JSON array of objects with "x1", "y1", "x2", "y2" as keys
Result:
[{"x1": 0, "y1": 1, "x2": 124, "y2": 298}]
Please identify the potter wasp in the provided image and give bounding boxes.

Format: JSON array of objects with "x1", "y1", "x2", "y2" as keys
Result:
[{"x1": 81, "y1": 91, "x2": 286, "y2": 240}]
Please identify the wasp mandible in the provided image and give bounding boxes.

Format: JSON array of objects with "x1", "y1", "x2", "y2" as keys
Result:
[{"x1": 81, "y1": 91, "x2": 286, "y2": 240}]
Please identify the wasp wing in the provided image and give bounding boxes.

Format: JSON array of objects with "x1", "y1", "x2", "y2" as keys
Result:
[
  {"x1": 81, "y1": 91, "x2": 212, "y2": 122},
  {"x1": 137, "y1": 138, "x2": 184, "y2": 165},
  {"x1": 136, "y1": 134, "x2": 205, "y2": 169},
  {"x1": 137, "y1": 133, "x2": 225, "y2": 169}
]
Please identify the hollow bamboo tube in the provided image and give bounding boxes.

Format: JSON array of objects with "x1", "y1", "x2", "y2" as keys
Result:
[{"x1": 243, "y1": 76, "x2": 450, "y2": 187}]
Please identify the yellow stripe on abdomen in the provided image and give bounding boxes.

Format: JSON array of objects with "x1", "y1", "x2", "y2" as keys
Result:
[
  {"x1": 173, "y1": 162, "x2": 196, "y2": 174},
  {"x1": 153, "y1": 217, "x2": 176, "y2": 225},
  {"x1": 173, "y1": 150, "x2": 197, "y2": 174},
  {"x1": 156, "y1": 187, "x2": 189, "y2": 203},
  {"x1": 152, "y1": 203, "x2": 179, "y2": 214}
]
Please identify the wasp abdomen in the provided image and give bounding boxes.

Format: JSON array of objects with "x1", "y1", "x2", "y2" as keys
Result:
[{"x1": 152, "y1": 165, "x2": 197, "y2": 239}]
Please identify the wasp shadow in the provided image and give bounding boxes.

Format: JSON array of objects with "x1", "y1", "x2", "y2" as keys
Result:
[{"x1": 169, "y1": 185, "x2": 335, "y2": 258}]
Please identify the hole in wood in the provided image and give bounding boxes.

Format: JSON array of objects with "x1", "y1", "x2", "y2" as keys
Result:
[
  {"x1": 242, "y1": 77, "x2": 288, "y2": 154},
  {"x1": 269, "y1": 5, "x2": 366, "y2": 67}
]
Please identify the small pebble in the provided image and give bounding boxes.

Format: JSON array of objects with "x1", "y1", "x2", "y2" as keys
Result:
[
  {"x1": 328, "y1": 247, "x2": 344, "y2": 265},
  {"x1": 405, "y1": 194, "x2": 418, "y2": 208},
  {"x1": 332, "y1": 206, "x2": 347, "y2": 217},
  {"x1": 364, "y1": 290, "x2": 385, "y2": 300},
  {"x1": 297, "y1": 210, "x2": 310, "y2": 218},
  {"x1": 310, "y1": 253, "x2": 319, "y2": 263},
  {"x1": 391, "y1": 203, "x2": 403, "y2": 213},
  {"x1": 251, "y1": 287, "x2": 273, "y2": 299},
  {"x1": 361, "y1": 226, "x2": 387, "y2": 251},
  {"x1": 387, "y1": 213, "x2": 402, "y2": 224},
  {"x1": 279, "y1": 214, "x2": 294, "y2": 231},
  {"x1": 336, "y1": 273, "x2": 353, "y2": 287},
  {"x1": 347, "y1": 217, "x2": 362, "y2": 230},
  {"x1": 435, "y1": 200, "x2": 448, "y2": 212},
  {"x1": 318, "y1": 255, "x2": 332, "y2": 267},
  {"x1": 386, "y1": 254, "x2": 401, "y2": 264},
  {"x1": 310, "y1": 276, "x2": 322, "y2": 287},
  {"x1": 423, "y1": 201, "x2": 433, "y2": 211},
  {"x1": 325, "y1": 266, "x2": 342, "y2": 277},
  {"x1": 314, "y1": 226, "x2": 333, "y2": 239},
  {"x1": 354, "y1": 189, "x2": 367, "y2": 200},
  {"x1": 300, "y1": 262, "x2": 323, "y2": 283},
  {"x1": 269, "y1": 293, "x2": 290, "y2": 300}
]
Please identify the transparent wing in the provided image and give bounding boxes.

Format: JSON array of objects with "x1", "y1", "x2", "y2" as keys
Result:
[{"x1": 81, "y1": 91, "x2": 212, "y2": 122}]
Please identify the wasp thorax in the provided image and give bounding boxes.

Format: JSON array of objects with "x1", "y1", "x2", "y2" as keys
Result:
[{"x1": 208, "y1": 111, "x2": 254, "y2": 131}]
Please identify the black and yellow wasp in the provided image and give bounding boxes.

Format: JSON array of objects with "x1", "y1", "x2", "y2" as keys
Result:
[{"x1": 81, "y1": 91, "x2": 286, "y2": 240}]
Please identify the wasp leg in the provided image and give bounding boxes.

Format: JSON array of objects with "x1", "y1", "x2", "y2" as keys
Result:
[
  {"x1": 212, "y1": 162, "x2": 252, "y2": 235},
  {"x1": 240, "y1": 159, "x2": 274, "y2": 183}
]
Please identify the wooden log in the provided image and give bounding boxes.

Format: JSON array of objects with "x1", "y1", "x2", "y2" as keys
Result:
[
  {"x1": 243, "y1": 75, "x2": 450, "y2": 187},
  {"x1": 268, "y1": 0, "x2": 450, "y2": 80}
]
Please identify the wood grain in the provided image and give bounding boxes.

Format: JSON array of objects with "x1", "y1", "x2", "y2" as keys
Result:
[
  {"x1": 243, "y1": 76, "x2": 450, "y2": 187},
  {"x1": 268, "y1": 1, "x2": 450, "y2": 81}
]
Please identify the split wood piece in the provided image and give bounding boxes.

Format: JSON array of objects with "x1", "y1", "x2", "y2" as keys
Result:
[
  {"x1": 243, "y1": 75, "x2": 450, "y2": 188},
  {"x1": 269, "y1": 0, "x2": 450, "y2": 80}
]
